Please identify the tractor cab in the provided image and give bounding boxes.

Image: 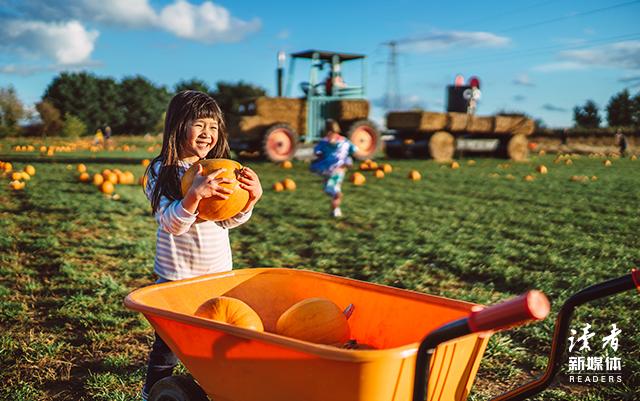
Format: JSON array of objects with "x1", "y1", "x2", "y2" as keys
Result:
[
  {"x1": 286, "y1": 50, "x2": 367, "y2": 100},
  {"x1": 229, "y1": 50, "x2": 379, "y2": 162}
]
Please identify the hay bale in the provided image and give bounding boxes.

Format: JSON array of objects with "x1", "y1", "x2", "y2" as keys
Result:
[
  {"x1": 447, "y1": 112, "x2": 468, "y2": 132},
  {"x1": 330, "y1": 100, "x2": 369, "y2": 120},
  {"x1": 387, "y1": 112, "x2": 423, "y2": 130},
  {"x1": 495, "y1": 115, "x2": 535, "y2": 136},
  {"x1": 467, "y1": 116, "x2": 495, "y2": 133},
  {"x1": 252, "y1": 97, "x2": 306, "y2": 133},
  {"x1": 429, "y1": 131, "x2": 455, "y2": 162},
  {"x1": 387, "y1": 111, "x2": 448, "y2": 131},
  {"x1": 507, "y1": 134, "x2": 529, "y2": 161}
]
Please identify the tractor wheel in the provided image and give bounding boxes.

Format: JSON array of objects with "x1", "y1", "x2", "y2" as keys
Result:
[
  {"x1": 428, "y1": 131, "x2": 455, "y2": 162},
  {"x1": 148, "y1": 376, "x2": 209, "y2": 401},
  {"x1": 262, "y1": 124, "x2": 298, "y2": 162},
  {"x1": 346, "y1": 120, "x2": 380, "y2": 160},
  {"x1": 506, "y1": 134, "x2": 529, "y2": 161}
]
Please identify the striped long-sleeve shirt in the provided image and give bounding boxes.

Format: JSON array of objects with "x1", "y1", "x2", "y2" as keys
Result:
[{"x1": 145, "y1": 159, "x2": 252, "y2": 281}]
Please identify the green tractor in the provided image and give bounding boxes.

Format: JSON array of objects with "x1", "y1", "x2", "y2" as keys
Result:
[{"x1": 228, "y1": 50, "x2": 380, "y2": 162}]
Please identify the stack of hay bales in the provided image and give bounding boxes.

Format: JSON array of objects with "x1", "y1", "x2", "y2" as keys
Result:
[
  {"x1": 232, "y1": 97, "x2": 307, "y2": 138},
  {"x1": 447, "y1": 112, "x2": 468, "y2": 132},
  {"x1": 328, "y1": 100, "x2": 369, "y2": 122},
  {"x1": 494, "y1": 115, "x2": 535, "y2": 136},
  {"x1": 386, "y1": 111, "x2": 448, "y2": 132},
  {"x1": 466, "y1": 116, "x2": 495, "y2": 134}
]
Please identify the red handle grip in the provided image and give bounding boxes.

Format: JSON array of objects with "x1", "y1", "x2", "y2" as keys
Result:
[
  {"x1": 632, "y1": 268, "x2": 640, "y2": 293},
  {"x1": 468, "y1": 290, "x2": 550, "y2": 333}
]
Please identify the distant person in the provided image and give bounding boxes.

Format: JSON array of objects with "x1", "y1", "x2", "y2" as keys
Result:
[
  {"x1": 310, "y1": 119, "x2": 357, "y2": 218},
  {"x1": 104, "y1": 125, "x2": 112, "y2": 140},
  {"x1": 140, "y1": 90, "x2": 262, "y2": 400},
  {"x1": 324, "y1": 72, "x2": 346, "y2": 96},
  {"x1": 615, "y1": 129, "x2": 628, "y2": 156},
  {"x1": 561, "y1": 128, "x2": 568, "y2": 145},
  {"x1": 93, "y1": 129, "x2": 104, "y2": 145}
]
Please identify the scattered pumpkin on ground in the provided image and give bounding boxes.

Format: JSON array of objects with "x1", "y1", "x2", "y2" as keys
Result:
[
  {"x1": 374, "y1": 169, "x2": 385, "y2": 178},
  {"x1": 536, "y1": 165, "x2": 548, "y2": 174},
  {"x1": 281, "y1": 160, "x2": 293, "y2": 169},
  {"x1": 350, "y1": 172, "x2": 366, "y2": 185},
  {"x1": 100, "y1": 181, "x2": 115, "y2": 194},
  {"x1": 282, "y1": 178, "x2": 296, "y2": 191},
  {"x1": 273, "y1": 182, "x2": 284, "y2": 192},
  {"x1": 408, "y1": 170, "x2": 421, "y2": 181}
]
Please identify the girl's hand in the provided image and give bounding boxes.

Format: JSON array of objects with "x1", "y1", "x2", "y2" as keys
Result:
[
  {"x1": 237, "y1": 166, "x2": 262, "y2": 212},
  {"x1": 182, "y1": 165, "x2": 234, "y2": 214}
]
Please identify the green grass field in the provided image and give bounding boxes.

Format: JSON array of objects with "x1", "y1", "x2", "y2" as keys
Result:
[{"x1": 0, "y1": 148, "x2": 638, "y2": 401}]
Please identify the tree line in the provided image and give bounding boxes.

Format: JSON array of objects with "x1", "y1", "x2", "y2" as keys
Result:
[
  {"x1": 0, "y1": 73, "x2": 266, "y2": 138},
  {"x1": 573, "y1": 89, "x2": 640, "y2": 129}
]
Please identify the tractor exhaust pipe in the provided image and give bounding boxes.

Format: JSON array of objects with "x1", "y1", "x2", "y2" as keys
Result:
[{"x1": 277, "y1": 51, "x2": 285, "y2": 97}]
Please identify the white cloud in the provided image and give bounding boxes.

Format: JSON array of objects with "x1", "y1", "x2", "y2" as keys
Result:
[
  {"x1": 0, "y1": 0, "x2": 261, "y2": 74},
  {"x1": 403, "y1": 30, "x2": 510, "y2": 53},
  {"x1": 560, "y1": 41, "x2": 640, "y2": 70},
  {"x1": 533, "y1": 61, "x2": 588, "y2": 72},
  {"x1": 0, "y1": 20, "x2": 99, "y2": 65},
  {"x1": 277, "y1": 29, "x2": 290, "y2": 40},
  {"x1": 13, "y1": 0, "x2": 260, "y2": 43},
  {"x1": 158, "y1": 1, "x2": 260, "y2": 43},
  {"x1": 534, "y1": 41, "x2": 640, "y2": 72},
  {"x1": 513, "y1": 73, "x2": 535, "y2": 87}
]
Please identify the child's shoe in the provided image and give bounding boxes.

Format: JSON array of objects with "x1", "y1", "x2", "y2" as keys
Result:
[{"x1": 331, "y1": 207, "x2": 343, "y2": 218}]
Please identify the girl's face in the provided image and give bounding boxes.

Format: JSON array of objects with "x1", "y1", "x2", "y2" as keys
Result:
[{"x1": 181, "y1": 117, "x2": 219, "y2": 161}]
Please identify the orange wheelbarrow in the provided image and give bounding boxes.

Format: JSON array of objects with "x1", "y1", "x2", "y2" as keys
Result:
[{"x1": 124, "y1": 268, "x2": 640, "y2": 401}]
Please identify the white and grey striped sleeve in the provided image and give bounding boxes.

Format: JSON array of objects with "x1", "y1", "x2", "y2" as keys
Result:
[
  {"x1": 145, "y1": 162, "x2": 198, "y2": 236},
  {"x1": 215, "y1": 209, "x2": 253, "y2": 229}
]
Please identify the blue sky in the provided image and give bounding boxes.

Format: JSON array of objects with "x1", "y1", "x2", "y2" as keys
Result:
[{"x1": 1, "y1": 0, "x2": 639, "y2": 128}]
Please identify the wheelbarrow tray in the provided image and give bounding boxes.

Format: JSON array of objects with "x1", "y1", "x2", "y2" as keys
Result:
[{"x1": 125, "y1": 268, "x2": 490, "y2": 401}]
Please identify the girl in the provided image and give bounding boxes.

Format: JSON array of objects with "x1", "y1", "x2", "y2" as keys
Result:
[
  {"x1": 141, "y1": 90, "x2": 262, "y2": 399},
  {"x1": 310, "y1": 119, "x2": 357, "y2": 218}
]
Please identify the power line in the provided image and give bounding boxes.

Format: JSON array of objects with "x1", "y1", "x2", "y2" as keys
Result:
[
  {"x1": 497, "y1": 0, "x2": 640, "y2": 33},
  {"x1": 402, "y1": 31, "x2": 640, "y2": 71}
]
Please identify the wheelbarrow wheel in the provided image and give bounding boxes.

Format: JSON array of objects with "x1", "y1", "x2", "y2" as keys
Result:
[{"x1": 148, "y1": 375, "x2": 209, "y2": 401}]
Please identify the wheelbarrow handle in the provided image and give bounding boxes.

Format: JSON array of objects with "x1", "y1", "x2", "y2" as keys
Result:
[
  {"x1": 490, "y1": 269, "x2": 640, "y2": 401},
  {"x1": 469, "y1": 290, "x2": 550, "y2": 333},
  {"x1": 412, "y1": 290, "x2": 550, "y2": 401}
]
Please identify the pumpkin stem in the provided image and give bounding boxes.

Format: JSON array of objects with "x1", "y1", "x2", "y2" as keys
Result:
[{"x1": 343, "y1": 303, "x2": 355, "y2": 319}]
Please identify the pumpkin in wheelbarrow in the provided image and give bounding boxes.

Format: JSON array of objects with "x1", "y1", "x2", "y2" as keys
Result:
[
  {"x1": 195, "y1": 296, "x2": 264, "y2": 331},
  {"x1": 276, "y1": 297, "x2": 350, "y2": 344},
  {"x1": 181, "y1": 159, "x2": 250, "y2": 221}
]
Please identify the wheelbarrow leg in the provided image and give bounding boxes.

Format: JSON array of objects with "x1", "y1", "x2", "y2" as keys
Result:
[{"x1": 149, "y1": 375, "x2": 209, "y2": 401}]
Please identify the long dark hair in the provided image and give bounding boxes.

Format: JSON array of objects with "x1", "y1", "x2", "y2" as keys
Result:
[{"x1": 146, "y1": 90, "x2": 230, "y2": 214}]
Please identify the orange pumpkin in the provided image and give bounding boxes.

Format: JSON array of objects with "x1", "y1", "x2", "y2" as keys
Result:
[
  {"x1": 282, "y1": 178, "x2": 296, "y2": 191},
  {"x1": 24, "y1": 165, "x2": 36, "y2": 176},
  {"x1": 408, "y1": 170, "x2": 421, "y2": 180},
  {"x1": 276, "y1": 297, "x2": 350, "y2": 344},
  {"x1": 181, "y1": 159, "x2": 250, "y2": 221},
  {"x1": 273, "y1": 182, "x2": 284, "y2": 192},
  {"x1": 350, "y1": 172, "x2": 366, "y2": 186},
  {"x1": 77, "y1": 164, "x2": 87, "y2": 173},
  {"x1": 281, "y1": 160, "x2": 293, "y2": 169},
  {"x1": 195, "y1": 296, "x2": 264, "y2": 331},
  {"x1": 374, "y1": 169, "x2": 385, "y2": 178},
  {"x1": 100, "y1": 181, "x2": 115, "y2": 194},
  {"x1": 382, "y1": 163, "x2": 393, "y2": 173},
  {"x1": 79, "y1": 172, "x2": 90, "y2": 183},
  {"x1": 93, "y1": 174, "x2": 104, "y2": 186}
]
